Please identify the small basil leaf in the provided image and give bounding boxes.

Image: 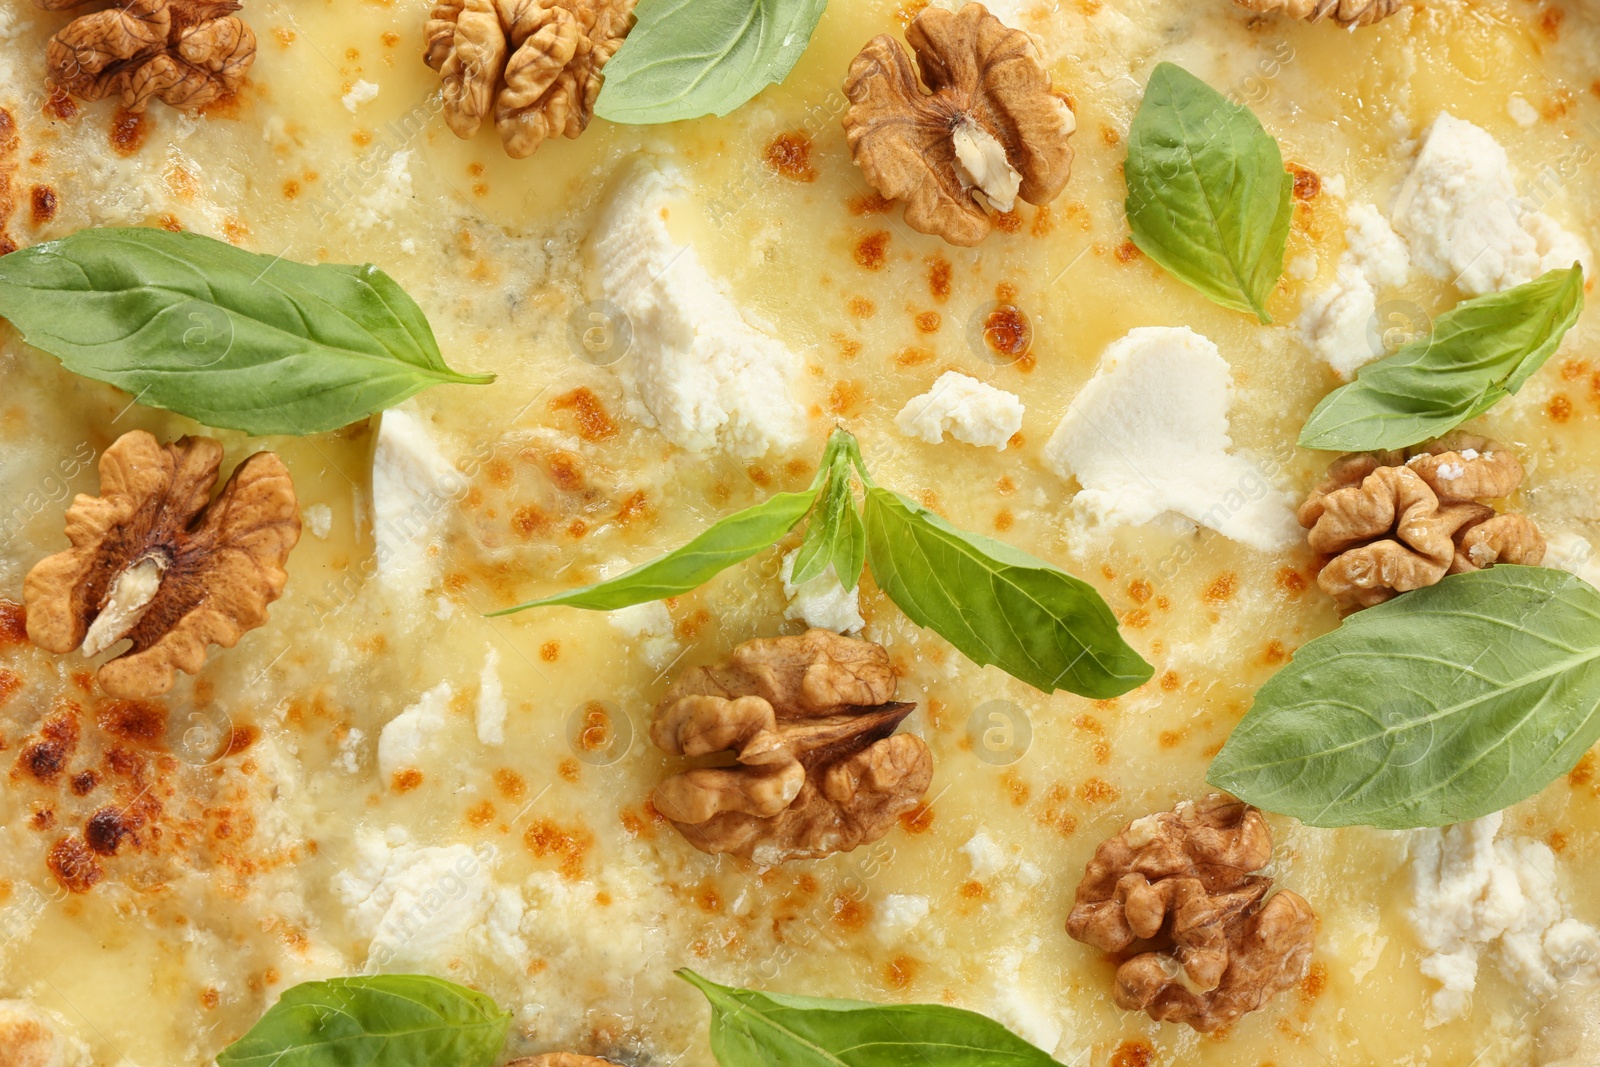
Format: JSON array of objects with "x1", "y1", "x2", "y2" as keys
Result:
[
  {"x1": 215, "y1": 975, "x2": 509, "y2": 1067},
  {"x1": 861, "y1": 487, "x2": 1152, "y2": 698},
  {"x1": 1299, "y1": 265, "x2": 1584, "y2": 452},
  {"x1": 1208, "y1": 566, "x2": 1600, "y2": 830},
  {"x1": 0, "y1": 228, "x2": 492, "y2": 437},
  {"x1": 1125, "y1": 63, "x2": 1293, "y2": 323},
  {"x1": 791, "y1": 458, "x2": 864, "y2": 589},
  {"x1": 595, "y1": 0, "x2": 829, "y2": 125},
  {"x1": 678, "y1": 969, "x2": 1064, "y2": 1067},
  {"x1": 493, "y1": 485, "x2": 821, "y2": 614}
]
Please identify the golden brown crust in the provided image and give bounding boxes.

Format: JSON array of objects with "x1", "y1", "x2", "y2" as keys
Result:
[
  {"x1": 1066, "y1": 795, "x2": 1316, "y2": 1033},
  {"x1": 650, "y1": 630, "x2": 932, "y2": 864},
  {"x1": 425, "y1": 0, "x2": 637, "y2": 159},
  {"x1": 1232, "y1": 0, "x2": 1405, "y2": 27},
  {"x1": 42, "y1": 0, "x2": 256, "y2": 112},
  {"x1": 1298, "y1": 437, "x2": 1544, "y2": 610},
  {"x1": 842, "y1": 3, "x2": 1074, "y2": 246},
  {"x1": 24, "y1": 431, "x2": 300, "y2": 699}
]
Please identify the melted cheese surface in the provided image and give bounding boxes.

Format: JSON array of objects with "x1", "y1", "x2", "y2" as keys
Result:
[{"x1": 2, "y1": 2, "x2": 1600, "y2": 1065}]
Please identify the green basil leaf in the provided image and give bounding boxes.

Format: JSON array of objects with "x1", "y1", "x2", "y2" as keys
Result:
[
  {"x1": 679, "y1": 969, "x2": 1063, "y2": 1067},
  {"x1": 215, "y1": 975, "x2": 509, "y2": 1067},
  {"x1": 1299, "y1": 265, "x2": 1584, "y2": 452},
  {"x1": 861, "y1": 487, "x2": 1151, "y2": 698},
  {"x1": 595, "y1": 0, "x2": 829, "y2": 125},
  {"x1": 0, "y1": 227, "x2": 492, "y2": 436},
  {"x1": 1208, "y1": 566, "x2": 1600, "y2": 830},
  {"x1": 1124, "y1": 63, "x2": 1293, "y2": 323},
  {"x1": 791, "y1": 456, "x2": 865, "y2": 589},
  {"x1": 493, "y1": 484, "x2": 822, "y2": 614}
]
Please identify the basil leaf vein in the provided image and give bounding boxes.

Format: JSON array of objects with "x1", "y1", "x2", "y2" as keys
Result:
[
  {"x1": 791, "y1": 454, "x2": 865, "y2": 588},
  {"x1": 492, "y1": 484, "x2": 823, "y2": 614},
  {"x1": 1299, "y1": 265, "x2": 1585, "y2": 451},
  {"x1": 0, "y1": 227, "x2": 492, "y2": 437},
  {"x1": 679, "y1": 969, "x2": 1063, "y2": 1067},
  {"x1": 861, "y1": 487, "x2": 1151, "y2": 698},
  {"x1": 1124, "y1": 62, "x2": 1292, "y2": 323},
  {"x1": 215, "y1": 975, "x2": 510, "y2": 1067},
  {"x1": 596, "y1": 0, "x2": 829, "y2": 125},
  {"x1": 1207, "y1": 566, "x2": 1600, "y2": 830}
]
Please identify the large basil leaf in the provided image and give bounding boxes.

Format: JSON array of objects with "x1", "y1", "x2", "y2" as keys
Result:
[
  {"x1": 1299, "y1": 265, "x2": 1584, "y2": 451},
  {"x1": 790, "y1": 453, "x2": 865, "y2": 589},
  {"x1": 861, "y1": 487, "x2": 1151, "y2": 698},
  {"x1": 595, "y1": 0, "x2": 829, "y2": 125},
  {"x1": 1209, "y1": 566, "x2": 1600, "y2": 830},
  {"x1": 493, "y1": 484, "x2": 822, "y2": 614},
  {"x1": 0, "y1": 228, "x2": 492, "y2": 436},
  {"x1": 680, "y1": 970, "x2": 1063, "y2": 1067},
  {"x1": 1125, "y1": 63, "x2": 1293, "y2": 323},
  {"x1": 215, "y1": 975, "x2": 510, "y2": 1067}
]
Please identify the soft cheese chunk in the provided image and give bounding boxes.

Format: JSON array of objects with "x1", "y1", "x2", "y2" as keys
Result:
[
  {"x1": 607, "y1": 601, "x2": 682, "y2": 670},
  {"x1": 895, "y1": 372, "x2": 1025, "y2": 450},
  {"x1": 377, "y1": 681, "x2": 454, "y2": 782},
  {"x1": 1300, "y1": 203, "x2": 1412, "y2": 378},
  {"x1": 1044, "y1": 327, "x2": 1297, "y2": 551},
  {"x1": 1392, "y1": 113, "x2": 1591, "y2": 295},
  {"x1": 780, "y1": 550, "x2": 865, "y2": 634},
  {"x1": 1408, "y1": 812, "x2": 1600, "y2": 1026},
  {"x1": 371, "y1": 409, "x2": 461, "y2": 596},
  {"x1": 585, "y1": 160, "x2": 806, "y2": 459},
  {"x1": 0, "y1": 1001, "x2": 89, "y2": 1067},
  {"x1": 334, "y1": 827, "x2": 525, "y2": 974},
  {"x1": 476, "y1": 649, "x2": 506, "y2": 746}
]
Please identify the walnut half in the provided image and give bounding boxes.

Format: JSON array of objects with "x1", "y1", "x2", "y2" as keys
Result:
[
  {"x1": 843, "y1": 3, "x2": 1075, "y2": 247},
  {"x1": 650, "y1": 630, "x2": 933, "y2": 865},
  {"x1": 24, "y1": 431, "x2": 300, "y2": 699},
  {"x1": 1299, "y1": 435, "x2": 1545, "y2": 610},
  {"x1": 1231, "y1": 0, "x2": 1404, "y2": 27},
  {"x1": 40, "y1": 0, "x2": 257, "y2": 112},
  {"x1": 424, "y1": 0, "x2": 638, "y2": 159},
  {"x1": 1066, "y1": 795, "x2": 1316, "y2": 1033}
]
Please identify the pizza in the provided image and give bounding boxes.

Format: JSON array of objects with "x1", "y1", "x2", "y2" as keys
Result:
[{"x1": 1, "y1": 1, "x2": 1599, "y2": 1066}]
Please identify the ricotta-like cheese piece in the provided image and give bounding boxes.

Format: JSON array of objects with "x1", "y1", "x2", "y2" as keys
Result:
[
  {"x1": 780, "y1": 550, "x2": 865, "y2": 634},
  {"x1": 348, "y1": 150, "x2": 415, "y2": 231},
  {"x1": 342, "y1": 79, "x2": 380, "y2": 112},
  {"x1": 607, "y1": 601, "x2": 681, "y2": 671},
  {"x1": 371, "y1": 408, "x2": 461, "y2": 595},
  {"x1": 873, "y1": 893, "x2": 931, "y2": 943},
  {"x1": 302, "y1": 503, "x2": 333, "y2": 539},
  {"x1": 585, "y1": 159, "x2": 806, "y2": 459},
  {"x1": 960, "y1": 829, "x2": 1011, "y2": 878},
  {"x1": 894, "y1": 372, "x2": 1025, "y2": 450},
  {"x1": 334, "y1": 827, "x2": 524, "y2": 973},
  {"x1": 1408, "y1": 812, "x2": 1600, "y2": 1025},
  {"x1": 1044, "y1": 327, "x2": 1298, "y2": 551},
  {"x1": 1392, "y1": 113, "x2": 1591, "y2": 295},
  {"x1": 477, "y1": 649, "x2": 506, "y2": 746},
  {"x1": 377, "y1": 681, "x2": 454, "y2": 782},
  {"x1": 1299, "y1": 203, "x2": 1412, "y2": 378}
]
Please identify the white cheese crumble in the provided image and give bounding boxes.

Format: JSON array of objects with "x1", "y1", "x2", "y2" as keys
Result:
[
  {"x1": 872, "y1": 894, "x2": 931, "y2": 943},
  {"x1": 342, "y1": 79, "x2": 380, "y2": 112},
  {"x1": 334, "y1": 727, "x2": 366, "y2": 774},
  {"x1": 371, "y1": 408, "x2": 462, "y2": 596},
  {"x1": 1043, "y1": 326, "x2": 1299, "y2": 551},
  {"x1": 1299, "y1": 202, "x2": 1412, "y2": 379},
  {"x1": 780, "y1": 550, "x2": 864, "y2": 634},
  {"x1": 959, "y1": 829, "x2": 1011, "y2": 878},
  {"x1": 476, "y1": 648, "x2": 507, "y2": 746},
  {"x1": 302, "y1": 503, "x2": 333, "y2": 539},
  {"x1": 1392, "y1": 113, "x2": 1591, "y2": 295},
  {"x1": 347, "y1": 150, "x2": 414, "y2": 231},
  {"x1": 606, "y1": 600, "x2": 681, "y2": 671},
  {"x1": 1508, "y1": 94, "x2": 1540, "y2": 128},
  {"x1": 1408, "y1": 812, "x2": 1600, "y2": 1026},
  {"x1": 376, "y1": 681, "x2": 454, "y2": 782},
  {"x1": 584, "y1": 159, "x2": 806, "y2": 459},
  {"x1": 334, "y1": 828, "x2": 525, "y2": 974},
  {"x1": 894, "y1": 372, "x2": 1025, "y2": 451}
]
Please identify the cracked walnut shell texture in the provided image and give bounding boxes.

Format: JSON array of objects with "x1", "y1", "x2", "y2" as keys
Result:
[
  {"x1": 39, "y1": 0, "x2": 256, "y2": 111},
  {"x1": 425, "y1": 0, "x2": 638, "y2": 159},
  {"x1": 650, "y1": 630, "x2": 933, "y2": 865},
  {"x1": 1067, "y1": 795, "x2": 1317, "y2": 1032},
  {"x1": 1299, "y1": 438, "x2": 1545, "y2": 610},
  {"x1": 24, "y1": 431, "x2": 300, "y2": 699}
]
